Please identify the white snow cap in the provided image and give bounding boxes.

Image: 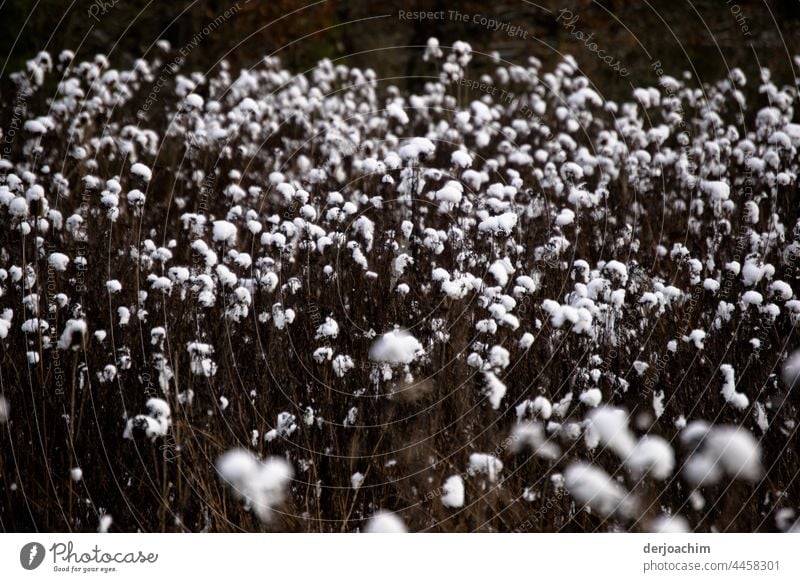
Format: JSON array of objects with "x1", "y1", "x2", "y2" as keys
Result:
[
  {"x1": 649, "y1": 514, "x2": 689, "y2": 533},
  {"x1": 587, "y1": 407, "x2": 636, "y2": 458},
  {"x1": 57, "y1": 319, "x2": 87, "y2": 350},
  {"x1": 123, "y1": 398, "x2": 171, "y2": 441},
  {"x1": 564, "y1": 462, "x2": 636, "y2": 518},
  {"x1": 98, "y1": 514, "x2": 113, "y2": 533},
  {"x1": 699, "y1": 180, "x2": 730, "y2": 201},
  {"x1": 478, "y1": 212, "x2": 517, "y2": 235},
  {"x1": 0, "y1": 310, "x2": 12, "y2": 340},
  {"x1": 441, "y1": 475, "x2": 465, "y2": 508},
  {"x1": 451, "y1": 149, "x2": 473, "y2": 168},
  {"x1": 369, "y1": 330, "x2": 424, "y2": 364},
  {"x1": 720, "y1": 364, "x2": 748, "y2": 410},
  {"x1": 216, "y1": 449, "x2": 293, "y2": 523},
  {"x1": 130, "y1": 162, "x2": 152, "y2": 182},
  {"x1": 48, "y1": 252, "x2": 70, "y2": 272},
  {"x1": 315, "y1": 317, "x2": 339, "y2": 340},
  {"x1": 364, "y1": 510, "x2": 407, "y2": 533},
  {"x1": 579, "y1": 388, "x2": 602, "y2": 407},
  {"x1": 683, "y1": 329, "x2": 706, "y2": 349},
  {"x1": 555, "y1": 208, "x2": 576, "y2": 226},
  {"x1": 625, "y1": 436, "x2": 675, "y2": 481},
  {"x1": 511, "y1": 421, "x2": 561, "y2": 460},
  {"x1": 212, "y1": 220, "x2": 237, "y2": 244},
  {"x1": 468, "y1": 453, "x2": 504, "y2": 482},
  {"x1": 682, "y1": 425, "x2": 762, "y2": 487},
  {"x1": 399, "y1": 137, "x2": 436, "y2": 160},
  {"x1": 482, "y1": 371, "x2": 507, "y2": 409}
]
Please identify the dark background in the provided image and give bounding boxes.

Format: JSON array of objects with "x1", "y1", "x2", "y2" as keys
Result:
[{"x1": 1, "y1": 0, "x2": 799, "y2": 98}]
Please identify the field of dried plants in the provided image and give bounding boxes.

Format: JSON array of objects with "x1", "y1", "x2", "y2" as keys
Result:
[{"x1": 1, "y1": 38, "x2": 799, "y2": 533}]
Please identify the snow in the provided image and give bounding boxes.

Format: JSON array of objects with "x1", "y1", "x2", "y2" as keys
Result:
[
  {"x1": 468, "y1": 453, "x2": 504, "y2": 481},
  {"x1": 332, "y1": 354, "x2": 354, "y2": 377},
  {"x1": 652, "y1": 390, "x2": 666, "y2": 419},
  {"x1": 369, "y1": 330, "x2": 423, "y2": 364},
  {"x1": 315, "y1": 317, "x2": 339, "y2": 340},
  {"x1": 364, "y1": 511, "x2": 407, "y2": 533},
  {"x1": 604, "y1": 260, "x2": 628, "y2": 284},
  {"x1": 215, "y1": 449, "x2": 293, "y2": 522},
  {"x1": 184, "y1": 93, "x2": 204, "y2": 109},
  {"x1": 435, "y1": 182, "x2": 463, "y2": 205},
  {"x1": 488, "y1": 259, "x2": 513, "y2": 286},
  {"x1": 117, "y1": 307, "x2": 131, "y2": 326},
  {"x1": 399, "y1": 137, "x2": 436, "y2": 160},
  {"x1": 511, "y1": 422, "x2": 561, "y2": 460},
  {"x1": 482, "y1": 372, "x2": 507, "y2": 409},
  {"x1": 130, "y1": 162, "x2": 152, "y2": 182},
  {"x1": 21, "y1": 319, "x2": 48, "y2": 334},
  {"x1": 720, "y1": 364, "x2": 749, "y2": 410},
  {"x1": 555, "y1": 208, "x2": 575, "y2": 226},
  {"x1": 98, "y1": 514, "x2": 113, "y2": 533},
  {"x1": 754, "y1": 402, "x2": 769, "y2": 433},
  {"x1": 441, "y1": 475, "x2": 465, "y2": 508},
  {"x1": 386, "y1": 102, "x2": 409, "y2": 125},
  {"x1": 699, "y1": 180, "x2": 730, "y2": 202},
  {"x1": 24, "y1": 119, "x2": 48, "y2": 134},
  {"x1": 488, "y1": 345, "x2": 510, "y2": 369},
  {"x1": 57, "y1": 319, "x2": 87, "y2": 349},
  {"x1": 146, "y1": 397, "x2": 170, "y2": 420},
  {"x1": 123, "y1": 398, "x2": 171, "y2": 442},
  {"x1": 587, "y1": 407, "x2": 635, "y2": 458},
  {"x1": 683, "y1": 426, "x2": 762, "y2": 486},
  {"x1": 188, "y1": 342, "x2": 217, "y2": 377},
  {"x1": 770, "y1": 280, "x2": 793, "y2": 300},
  {"x1": 625, "y1": 436, "x2": 675, "y2": 480},
  {"x1": 478, "y1": 212, "x2": 517, "y2": 235},
  {"x1": 776, "y1": 509, "x2": 799, "y2": 532},
  {"x1": 8, "y1": 197, "x2": 28, "y2": 217},
  {"x1": 48, "y1": 252, "x2": 70, "y2": 272},
  {"x1": 579, "y1": 388, "x2": 602, "y2": 407},
  {"x1": 564, "y1": 462, "x2": 635, "y2": 518},
  {"x1": 519, "y1": 333, "x2": 535, "y2": 349},
  {"x1": 451, "y1": 150, "x2": 473, "y2": 168},
  {"x1": 530, "y1": 396, "x2": 553, "y2": 420},
  {"x1": 741, "y1": 261, "x2": 765, "y2": 286},
  {"x1": 649, "y1": 514, "x2": 689, "y2": 533},
  {"x1": 683, "y1": 329, "x2": 706, "y2": 349},
  {"x1": 740, "y1": 290, "x2": 763, "y2": 307},
  {"x1": 0, "y1": 310, "x2": 12, "y2": 339},
  {"x1": 212, "y1": 220, "x2": 237, "y2": 244}
]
